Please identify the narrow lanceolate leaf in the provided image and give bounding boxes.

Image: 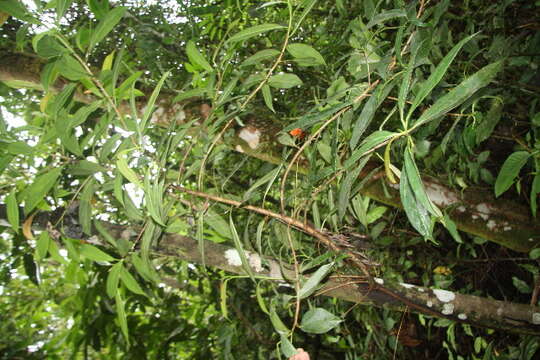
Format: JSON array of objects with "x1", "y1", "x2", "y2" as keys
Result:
[
  {"x1": 262, "y1": 84, "x2": 275, "y2": 112},
  {"x1": 403, "y1": 148, "x2": 442, "y2": 218},
  {"x1": 186, "y1": 40, "x2": 213, "y2": 72},
  {"x1": 243, "y1": 166, "x2": 281, "y2": 201},
  {"x1": 22, "y1": 167, "x2": 63, "y2": 214},
  {"x1": 89, "y1": 7, "x2": 127, "y2": 51},
  {"x1": 413, "y1": 61, "x2": 503, "y2": 127},
  {"x1": 80, "y1": 244, "x2": 117, "y2": 263},
  {"x1": 6, "y1": 190, "x2": 19, "y2": 233},
  {"x1": 344, "y1": 131, "x2": 397, "y2": 170},
  {"x1": 298, "y1": 262, "x2": 334, "y2": 299},
  {"x1": 350, "y1": 81, "x2": 396, "y2": 149},
  {"x1": 116, "y1": 150, "x2": 143, "y2": 188},
  {"x1": 338, "y1": 156, "x2": 370, "y2": 220},
  {"x1": 115, "y1": 292, "x2": 130, "y2": 346},
  {"x1": 140, "y1": 71, "x2": 170, "y2": 133},
  {"x1": 268, "y1": 73, "x2": 303, "y2": 89},
  {"x1": 35, "y1": 231, "x2": 50, "y2": 260},
  {"x1": 229, "y1": 214, "x2": 255, "y2": 280},
  {"x1": 119, "y1": 265, "x2": 146, "y2": 296},
  {"x1": 407, "y1": 33, "x2": 477, "y2": 121},
  {"x1": 106, "y1": 261, "x2": 122, "y2": 298},
  {"x1": 227, "y1": 23, "x2": 286, "y2": 43},
  {"x1": 400, "y1": 164, "x2": 432, "y2": 239},
  {"x1": 494, "y1": 151, "x2": 531, "y2": 197}
]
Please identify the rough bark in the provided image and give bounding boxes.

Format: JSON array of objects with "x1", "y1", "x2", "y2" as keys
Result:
[{"x1": 1, "y1": 51, "x2": 539, "y2": 253}]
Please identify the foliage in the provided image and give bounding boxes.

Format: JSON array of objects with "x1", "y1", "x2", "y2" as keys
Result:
[{"x1": 1, "y1": 0, "x2": 540, "y2": 359}]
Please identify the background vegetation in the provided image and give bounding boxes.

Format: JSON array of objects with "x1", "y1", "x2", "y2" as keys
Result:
[{"x1": 0, "y1": 0, "x2": 539, "y2": 359}]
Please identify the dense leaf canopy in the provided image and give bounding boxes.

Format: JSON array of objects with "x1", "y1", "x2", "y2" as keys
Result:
[{"x1": 1, "y1": 0, "x2": 540, "y2": 359}]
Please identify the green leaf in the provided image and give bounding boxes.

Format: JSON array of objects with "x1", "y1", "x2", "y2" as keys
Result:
[
  {"x1": 512, "y1": 276, "x2": 531, "y2": 294},
  {"x1": 287, "y1": 43, "x2": 326, "y2": 66},
  {"x1": 67, "y1": 160, "x2": 107, "y2": 176},
  {"x1": 241, "y1": 49, "x2": 280, "y2": 66},
  {"x1": 298, "y1": 262, "x2": 334, "y2": 299},
  {"x1": 407, "y1": 33, "x2": 477, "y2": 121},
  {"x1": 229, "y1": 214, "x2": 255, "y2": 280},
  {"x1": 7, "y1": 141, "x2": 34, "y2": 155},
  {"x1": 140, "y1": 71, "x2": 169, "y2": 133},
  {"x1": 413, "y1": 61, "x2": 503, "y2": 127},
  {"x1": 494, "y1": 151, "x2": 530, "y2": 197},
  {"x1": 22, "y1": 167, "x2": 63, "y2": 213},
  {"x1": 205, "y1": 209, "x2": 232, "y2": 239},
  {"x1": 300, "y1": 308, "x2": 342, "y2": 334},
  {"x1": 119, "y1": 265, "x2": 146, "y2": 296},
  {"x1": 270, "y1": 307, "x2": 290, "y2": 335},
  {"x1": 131, "y1": 253, "x2": 159, "y2": 283},
  {"x1": 476, "y1": 99, "x2": 503, "y2": 145},
  {"x1": 79, "y1": 179, "x2": 95, "y2": 235},
  {"x1": 55, "y1": 0, "x2": 73, "y2": 21},
  {"x1": 57, "y1": 55, "x2": 88, "y2": 81},
  {"x1": 530, "y1": 173, "x2": 540, "y2": 218},
  {"x1": 529, "y1": 248, "x2": 540, "y2": 260},
  {"x1": 115, "y1": 292, "x2": 130, "y2": 346},
  {"x1": 243, "y1": 166, "x2": 281, "y2": 201},
  {"x1": 6, "y1": 190, "x2": 19, "y2": 233},
  {"x1": 403, "y1": 148, "x2": 442, "y2": 217},
  {"x1": 0, "y1": 0, "x2": 40, "y2": 24},
  {"x1": 261, "y1": 84, "x2": 275, "y2": 112},
  {"x1": 80, "y1": 244, "x2": 117, "y2": 263},
  {"x1": 338, "y1": 156, "x2": 370, "y2": 219},
  {"x1": 280, "y1": 334, "x2": 297, "y2": 357},
  {"x1": 268, "y1": 73, "x2": 303, "y2": 89},
  {"x1": 344, "y1": 131, "x2": 396, "y2": 170},
  {"x1": 227, "y1": 23, "x2": 286, "y2": 43},
  {"x1": 116, "y1": 150, "x2": 143, "y2": 188},
  {"x1": 283, "y1": 102, "x2": 353, "y2": 133},
  {"x1": 186, "y1": 40, "x2": 213, "y2": 72},
  {"x1": 106, "y1": 261, "x2": 122, "y2": 298},
  {"x1": 34, "y1": 35, "x2": 68, "y2": 59},
  {"x1": 350, "y1": 81, "x2": 396, "y2": 149},
  {"x1": 35, "y1": 231, "x2": 50, "y2": 261},
  {"x1": 400, "y1": 163, "x2": 432, "y2": 239},
  {"x1": 89, "y1": 7, "x2": 127, "y2": 51},
  {"x1": 366, "y1": 9, "x2": 406, "y2": 28}
]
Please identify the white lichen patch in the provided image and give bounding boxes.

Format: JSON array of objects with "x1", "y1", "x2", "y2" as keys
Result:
[
  {"x1": 475, "y1": 203, "x2": 492, "y2": 221},
  {"x1": 150, "y1": 106, "x2": 166, "y2": 123},
  {"x1": 457, "y1": 206, "x2": 466, "y2": 213},
  {"x1": 426, "y1": 300, "x2": 433, "y2": 307},
  {"x1": 472, "y1": 214, "x2": 479, "y2": 220},
  {"x1": 503, "y1": 226, "x2": 512, "y2": 231},
  {"x1": 400, "y1": 282, "x2": 415, "y2": 289},
  {"x1": 238, "y1": 126, "x2": 261, "y2": 149},
  {"x1": 532, "y1": 313, "x2": 540, "y2": 325},
  {"x1": 235, "y1": 145, "x2": 245, "y2": 153},
  {"x1": 374, "y1": 277, "x2": 384, "y2": 285},
  {"x1": 174, "y1": 109, "x2": 186, "y2": 123},
  {"x1": 425, "y1": 183, "x2": 458, "y2": 207},
  {"x1": 442, "y1": 303, "x2": 454, "y2": 315},
  {"x1": 487, "y1": 220, "x2": 497, "y2": 231},
  {"x1": 224, "y1": 249, "x2": 242, "y2": 266},
  {"x1": 496, "y1": 308, "x2": 503, "y2": 316},
  {"x1": 458, "y1": 313, "x2": 467, "y2": 320},
  {"x1": 433, "y1": 289, "x2": 456, "y2": 303},
  {"x1": 248, "y1": 253, "x2": 263, "y2": 272},
  {"x1": 269, "y1": 261, "x2": 282, "y2": 279}
]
